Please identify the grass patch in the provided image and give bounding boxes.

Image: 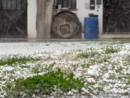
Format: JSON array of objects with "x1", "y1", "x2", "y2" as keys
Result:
[
  {"x1": 85, "y1": 82, "x2": 102, "y2": 94},
  {"x1": 0, "y1": 55, "x2": 41, "y2": 66},
  {"x1": 32, "y1": 62, "x2": 55, "y2": 73},
  {"x1": 127, "y1": 78, "x2": 130, "y2": 85},
  {"x1": 105, "y1": 46, "x2": 120, "y2": 54},
  {"x1": 6, "y1": 69, "x2": 84, "y2": 97},
  {"x1": 31, "y1": 64, "x2": 44, "y2": 74},
  {"x1": 78, "y1": 49, "x2": 99, "y2": 58}
]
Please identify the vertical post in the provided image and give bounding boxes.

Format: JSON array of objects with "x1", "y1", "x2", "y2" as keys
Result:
[
  {"x1": 44, "y1": 0, "x2": 53, "y2": 39},
  {"x1": 28, "y1": 0, "x2": 37, "y2": 39},
  {"x1": 37, "y1": 0, "x2": 45, "y2": 39},
  {"x1": 37, "y1": 0, "x2": 53, "y2": 39}
]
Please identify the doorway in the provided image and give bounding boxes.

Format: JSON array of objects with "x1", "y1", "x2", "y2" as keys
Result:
[
  {"x1": 103, "y1": 0, "x2": 130, "y2": 34},
  {"x1": 0, "y1": 0, "x2": 27, "y2": 38}
]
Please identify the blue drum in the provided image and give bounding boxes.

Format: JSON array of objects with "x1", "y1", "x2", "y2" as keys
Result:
[{"x1": 84, "y1": 17, "x2": 99, "y2": 39}]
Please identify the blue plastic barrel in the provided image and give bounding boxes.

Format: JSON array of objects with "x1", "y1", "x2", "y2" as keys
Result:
[{"x1": 84, "y1": 17, "x2": 99, "y2": 39}]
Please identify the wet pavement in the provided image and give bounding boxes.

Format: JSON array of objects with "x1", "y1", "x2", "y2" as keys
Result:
[{"x1": 0, "y1": 39, "x2": 123, "y2": 55}]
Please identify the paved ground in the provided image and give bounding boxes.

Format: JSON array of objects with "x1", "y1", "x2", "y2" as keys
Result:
[{"x1": 0, "y1": 39, "x2": 123, "y2": 55}]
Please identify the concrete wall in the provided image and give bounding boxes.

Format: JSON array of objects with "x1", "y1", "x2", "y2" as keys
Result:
[
  {"x1": 27, "y1": 0, "x2": 130, "y2": 39},
  {"x1": 76, "y1": 0, "x2": 103, "y2": 38},
  {"x1": 76, "y1": 0, "x2": 130, "y2": 39},
  {"x1": 27, "y1": 0, "x2": 104, "y2": 39}
]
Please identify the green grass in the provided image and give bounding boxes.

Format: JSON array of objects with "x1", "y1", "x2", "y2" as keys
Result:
[
  {"x1": 31, "y1": 64, "x2": 44, "y2": 74},
  {"x1": 6, "y1": 69, "x2": 84, "y2": 97},
  {"x1": 78, "y1": 49, "x2": 99, "y2": 58},
  {"x1": 85, "y1": 82, "x2": 102, "y2": 94},
  {"x1": 32, "y1": 62, "x2": 55, "y2": 73},
  {"x1": 127, "y1": 77, "x2": 130, "y2": 85},
  {"x1": 0, "y1": 55, "x2": 41, "y2": 66},
  {"x1": 105, "y1": 46, "x2": 120, "y2": 54}
]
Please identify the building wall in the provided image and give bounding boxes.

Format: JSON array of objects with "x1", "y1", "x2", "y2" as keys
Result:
[
  {"x1": 27, "y1": 0, "x2": 103, "y2": 39},
  {"x1": 76, "y1": 0, "x2": 130, "y2": 39},
  {"x1": 27, "y1": 0, "x2": 130, "y2": 39},
  {"x1": 76, "y1": 0, "x2": 103, "y2": 38}
]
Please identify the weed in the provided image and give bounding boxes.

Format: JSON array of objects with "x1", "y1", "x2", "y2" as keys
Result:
[
  {"x1": 81, "y1": 64, "x2": 90, "y2": 68},
  {"x1": 6, "y1": 69, "x2": 84, "y2": 97},
  {"x1": 127, "y1": 78, "x2": 130, "y2": 85},
  {"x1": 0, "y1": 77, "x2": 2, "y2": 81},
  {"x1": 44, "y1": 55, "x2": 53, "y2": 60},
  {"x1": 0, "y1": 55, "x2": 41, "y2": 66},
  {"x1": 44, "y1": 62, "x2": 55, "y2": 71},
  {"x1": 84, "y1": 82, "x2": 102, "y2": 94},
  {"x1": 116, "y1": 66, "x2": 123, "y2": 73},
  {"x1": 123, "y1": 55, "x2": 130, "y2": 65},
  {"x1": 105, "y1": 46, "x2": 120, "y2": 54},
  {"x1": 32, "y1": 62, "x2": 55, "y2": 74},
  {"x1": 78, "y1": 48, "x2": 99, "y2": 58},
  {"x1": 108, "y1": 73, "x2": 116, "y2": 80},
  {"x1": 31, "y1": 65, "x2": 44, "y2": 74}
]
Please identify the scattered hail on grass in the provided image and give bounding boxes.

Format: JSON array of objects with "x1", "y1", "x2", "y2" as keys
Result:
[{"x1": 0, "y1": 44, "x2": 130, "y2": 97}]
